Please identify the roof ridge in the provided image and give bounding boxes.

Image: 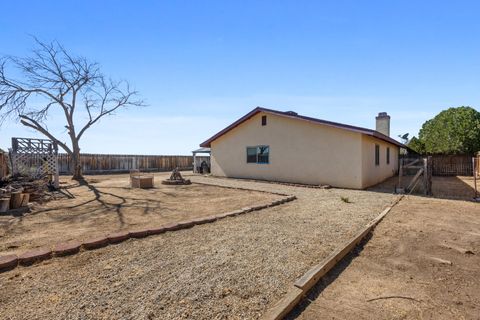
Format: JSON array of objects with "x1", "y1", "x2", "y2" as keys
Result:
[{"x1": 200, "y1": 107, "x2": 406, "y2": 148}]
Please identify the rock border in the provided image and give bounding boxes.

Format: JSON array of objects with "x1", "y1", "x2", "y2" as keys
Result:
[
  {"x1": 191, "y1": 181, "x2": 294, "y2": 195},
  {"x1": 261, "y1": 195, "x2": 404, "y2": 320},
  {"x1": 194, "y1": 175, "x2": 332, "y2": 189},
  {"x1": 0, "y1": 195, "x2": 296, "y2": 274}
]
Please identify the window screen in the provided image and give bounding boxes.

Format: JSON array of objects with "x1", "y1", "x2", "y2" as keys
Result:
[
  {"x1": 386, "y1": 147, "x2": 390, "y2": 164},
  {"x1": 247, "y1": 147, "x2": 257, "y2": 163},
  {"x1": 375, "y1": 144, "x2": 380, "y2": 166},
  {"x1": 257, "y1": 146, "x2": 269, "y2": 163}
]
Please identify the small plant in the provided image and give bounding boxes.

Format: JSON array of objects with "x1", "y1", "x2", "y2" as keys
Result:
[{"x1": 340, "y1": 196, "x2": 351, "y2": 203}]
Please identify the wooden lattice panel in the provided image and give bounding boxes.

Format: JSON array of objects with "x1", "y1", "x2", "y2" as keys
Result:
[
  {"x1": 11, "y1": 153, "x2": 58, "y2": 177},
  {"x1": 10, "y1": 137, "x2": 59, "y2": 187},
  {"x1": 12, "y1": 137, "x2": 57, "y2": 154}
]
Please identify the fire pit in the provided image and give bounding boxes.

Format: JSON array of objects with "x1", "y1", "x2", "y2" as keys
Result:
[{"x1": 162, "y1": 168, "x2": 191, "y2": 185}]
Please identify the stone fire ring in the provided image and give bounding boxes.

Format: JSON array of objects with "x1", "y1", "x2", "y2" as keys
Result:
[{"x1": 161, "y1": 179, "x2": 192, "y2": 185}]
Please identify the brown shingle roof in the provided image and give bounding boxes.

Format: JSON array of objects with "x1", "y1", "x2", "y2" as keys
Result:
[{"x1": 200, "y1": 107, "x2": 406, "y2": 148}]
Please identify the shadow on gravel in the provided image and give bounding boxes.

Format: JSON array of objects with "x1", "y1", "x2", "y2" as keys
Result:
[{"x1": 31, "y1": 179, "x2": 164, "y2": 226}]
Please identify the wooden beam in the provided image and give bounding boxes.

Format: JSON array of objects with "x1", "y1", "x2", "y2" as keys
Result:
[
  {"x1": 403, "y1": 158, "x2": 421, "y2": 167},
  {"x1": 260, "y1": 287, "x2": 304, "y2": 320},
  {"x1": 406, "y1": 168, "x2": 424, "y2": 192},
  {"x1": 261, "y1": 195, "x2": 404, "y2": 320}
]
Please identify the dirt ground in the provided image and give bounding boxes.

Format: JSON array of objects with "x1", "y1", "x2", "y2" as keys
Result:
[
  {"x1": 0, "y1": 175, "x2": 397, "y2": 320},
  {"x1": 288, "y1": 194, "x2": 480, "y2": 319},
  {"x1": 369, "y1": 175, "x2": 478, "y2": 200},
  {"x1": 0, "y1": 173, "x2": 282, "y2": 255}
]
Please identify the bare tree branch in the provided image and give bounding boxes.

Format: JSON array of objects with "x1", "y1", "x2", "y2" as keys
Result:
[
  {"x1": 0, "y1": 38, "x2": 144, "y2": 179},
  {"x1": 19, "y1": 115, "x2": 72, "y2": 154}
]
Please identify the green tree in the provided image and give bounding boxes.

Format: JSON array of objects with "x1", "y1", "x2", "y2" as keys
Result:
[
  {"x1": 417, "y1": 106, "x2": 480, "y2": 155},
  {"x1": 407, "y1": 136, "x2": 425, "y2": 154}
]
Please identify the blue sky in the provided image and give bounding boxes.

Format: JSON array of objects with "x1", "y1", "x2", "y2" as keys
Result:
[{"x1": 1, "y1": 1, "x2": 479, "y2": 154}]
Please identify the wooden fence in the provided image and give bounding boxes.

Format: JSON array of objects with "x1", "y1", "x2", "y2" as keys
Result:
[
  {"x1": 431, "y1": 155, "x2": 474, "y2": 176},
  {"x1": 0, "y1": 153, "x2": 8, "y2": 179},
  {"x1": 474, "y1": 154, "x2": 480, "y2": 177},
  {"x1": 58, "y1": 154, "x2": 194, "y2": 175}
]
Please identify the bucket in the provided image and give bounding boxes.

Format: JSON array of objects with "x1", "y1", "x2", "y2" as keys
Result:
[
  {"x1": 10, "y1": 191, "x2": 23, "y2": 209},
  {"x1": 0, "y1": 197, "x2": 10, "y2": 213},
  {"x1": 20, "y1": 193, "x2": 30, "y2": 207}
]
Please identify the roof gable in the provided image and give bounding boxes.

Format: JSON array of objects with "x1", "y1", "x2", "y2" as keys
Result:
[{"x1": 200, "y1": 107, "x2": 406, "y2": 148}]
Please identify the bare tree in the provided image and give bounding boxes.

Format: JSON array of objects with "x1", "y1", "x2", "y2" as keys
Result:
[{"x1": 0, "y1": 38, "x2": 144, "y2": 180}]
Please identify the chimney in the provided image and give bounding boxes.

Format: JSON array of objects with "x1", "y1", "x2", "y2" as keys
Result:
[{"x1": 376, "y1": 112, "x2": 390, "y2": 136}]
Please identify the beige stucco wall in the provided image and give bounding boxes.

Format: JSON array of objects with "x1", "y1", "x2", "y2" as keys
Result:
[
  {"x1": 360, "y1": 135, "x2": 399, "y2": 188},
  {"x1": 210, "y1": 112, "x2": 365, "y2": 188}
]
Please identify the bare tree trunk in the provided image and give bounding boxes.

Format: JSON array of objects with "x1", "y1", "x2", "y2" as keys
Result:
[
  {"x1": 0, "y1": 39, "x2": 144, "y2": 181},
  {"x1": 71, "y1": 141, "x2": 83, "y2": 180}
]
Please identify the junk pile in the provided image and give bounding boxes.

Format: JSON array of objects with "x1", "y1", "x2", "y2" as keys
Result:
[
  {"x1": 162, "y1": 167, "x2": 191, "y2": 185},
  {"x1": 0, "y1": 175, "x2": 50, "y2": 214}
]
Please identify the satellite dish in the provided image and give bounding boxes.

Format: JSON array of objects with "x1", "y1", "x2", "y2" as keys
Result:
[{"x1": 398, "y1": 133, "x2": 409, "y2": 144}]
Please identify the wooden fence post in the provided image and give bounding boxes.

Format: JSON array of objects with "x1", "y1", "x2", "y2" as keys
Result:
[
  {"x1": 398, "y1": 158, "x2": 403, "y2": 188},
  {"x1": 473, "y1": 156, "x2": 478, "y2": 199},
  {"x1": 427, "y1": 156, "x2": 433, "y2": 195}
]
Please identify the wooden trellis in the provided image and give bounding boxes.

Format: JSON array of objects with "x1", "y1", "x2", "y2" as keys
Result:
[{"x1": 10, "y1": 137, "x2": 59, "y2": 188}]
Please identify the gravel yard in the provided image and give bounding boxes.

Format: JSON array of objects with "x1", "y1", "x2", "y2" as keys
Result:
[
  {"x1": 0, "y1": 173, "x2": 281, "y2": 255},
  {"x1": 0, "y1": 175, "x2": 397, "y2": 319}
]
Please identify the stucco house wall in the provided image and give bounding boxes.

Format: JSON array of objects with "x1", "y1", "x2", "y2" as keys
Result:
[
  {"x1": 360, "y1": 135, "x2": 399, "y2": 188},
  {"x1": 210, "y1": 112, "x2": 365, "y2": 189}
]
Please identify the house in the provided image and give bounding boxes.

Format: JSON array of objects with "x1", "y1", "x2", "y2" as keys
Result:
[{"x1": 199, "y1": 107, "x2": 406, "y2": 189}]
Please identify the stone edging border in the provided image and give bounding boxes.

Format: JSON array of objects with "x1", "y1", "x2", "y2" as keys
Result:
[
  {"x1": 261, "y1": 195, "x2": 404, "y2": 320},
  {"x1": 0, "y1": 194, "x2": 297, "y2": 273},
  {"x1": 192, "y1": 175, "x2": 330, "y2": 190},
  {"x1": 191, "y1": 181, "x2": 293, "y2": 195}
]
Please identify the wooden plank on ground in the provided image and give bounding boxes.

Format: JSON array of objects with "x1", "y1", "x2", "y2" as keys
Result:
[
  {"x1": 262, "y1": 195, "x2": 403, "y2": 320},
  {"x1": 261, "y1": 287, "x2": 304, "y2": 320}
]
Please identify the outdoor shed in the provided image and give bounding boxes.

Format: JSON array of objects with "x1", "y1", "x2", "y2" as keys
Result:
[{"x1": 200, "y1": 107, "x2": 406, "y2": 189}]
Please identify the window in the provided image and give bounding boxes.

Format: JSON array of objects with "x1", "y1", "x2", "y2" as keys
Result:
[
  {"x1": 257, "y1": 146, "x2": 269, "y2": 163},
  {"x1": 386, "y1": 147, "x2": 390, "y2": 165},
  {"x1": 375, "y1": 144, "x2": 380, "y2": 166},
  {"x1": 246, "y1": 147, "x2": 257, "y2": 163},
  {"x1": 246, "y1": 145, "x2": 269, "y2": 164},
  {"x1": 261, "y1": 115, "x2": 267, "y2": 126}
]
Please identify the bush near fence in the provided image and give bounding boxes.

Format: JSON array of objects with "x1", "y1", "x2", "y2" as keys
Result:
[{"x1": 58, "y1": 154, "x2": 193, "y2": 175}]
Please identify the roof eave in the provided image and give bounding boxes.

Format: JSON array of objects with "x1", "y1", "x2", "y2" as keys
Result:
[
  {"x1": 199, "y1": 106, "x2": 408, "y2": 149},
  {"x1": 199, "y1": 107, "x2": 264, "y2": 147}
]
